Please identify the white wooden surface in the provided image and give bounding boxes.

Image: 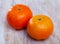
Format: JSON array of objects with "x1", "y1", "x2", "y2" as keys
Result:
[{"x1": 0, "y1": 0, "x2": 60, "y2": 44}]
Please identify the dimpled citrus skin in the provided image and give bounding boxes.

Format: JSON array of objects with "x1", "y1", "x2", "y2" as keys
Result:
[{"x1": 27, "y1": 14, "x2": 54, "y2": 40}]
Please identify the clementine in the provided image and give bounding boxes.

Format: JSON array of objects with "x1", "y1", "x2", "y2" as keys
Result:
[
  {"x1": 7, "y1": 4, "x2": 32, "y2": 29},
  {"x1": 27, "y1": 14, "x2": 54, "y2": 40}
]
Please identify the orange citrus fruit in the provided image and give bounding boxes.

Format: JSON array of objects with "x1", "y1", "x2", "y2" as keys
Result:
[
  {"x1": 27, "y1": 14, "x2": 54, "y2": 40},
  {"x1": 7, "y1": 4, "x2": 32, "y2": 30}
]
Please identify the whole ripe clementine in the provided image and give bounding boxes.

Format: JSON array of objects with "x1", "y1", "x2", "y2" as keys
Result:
[
  {"x1": 27, "y1": 14, "x2": 54, "y2": 40},
  {"x1": 7, "y1": 4, "x2": 32, "y2": 29}
]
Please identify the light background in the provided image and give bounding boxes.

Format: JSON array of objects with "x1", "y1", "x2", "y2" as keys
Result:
[{"x1": 0, "y1": 0, "x2": 60, "y2": 44}]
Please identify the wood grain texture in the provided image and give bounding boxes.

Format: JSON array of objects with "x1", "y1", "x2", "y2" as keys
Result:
[{"x1": 0, "y1": 0, "x2": 60, "y2": 44}]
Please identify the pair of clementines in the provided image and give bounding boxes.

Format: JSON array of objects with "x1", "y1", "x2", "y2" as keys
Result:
[{"x1": 7, "y1": 4, "x2": 54, "y2": 40}]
